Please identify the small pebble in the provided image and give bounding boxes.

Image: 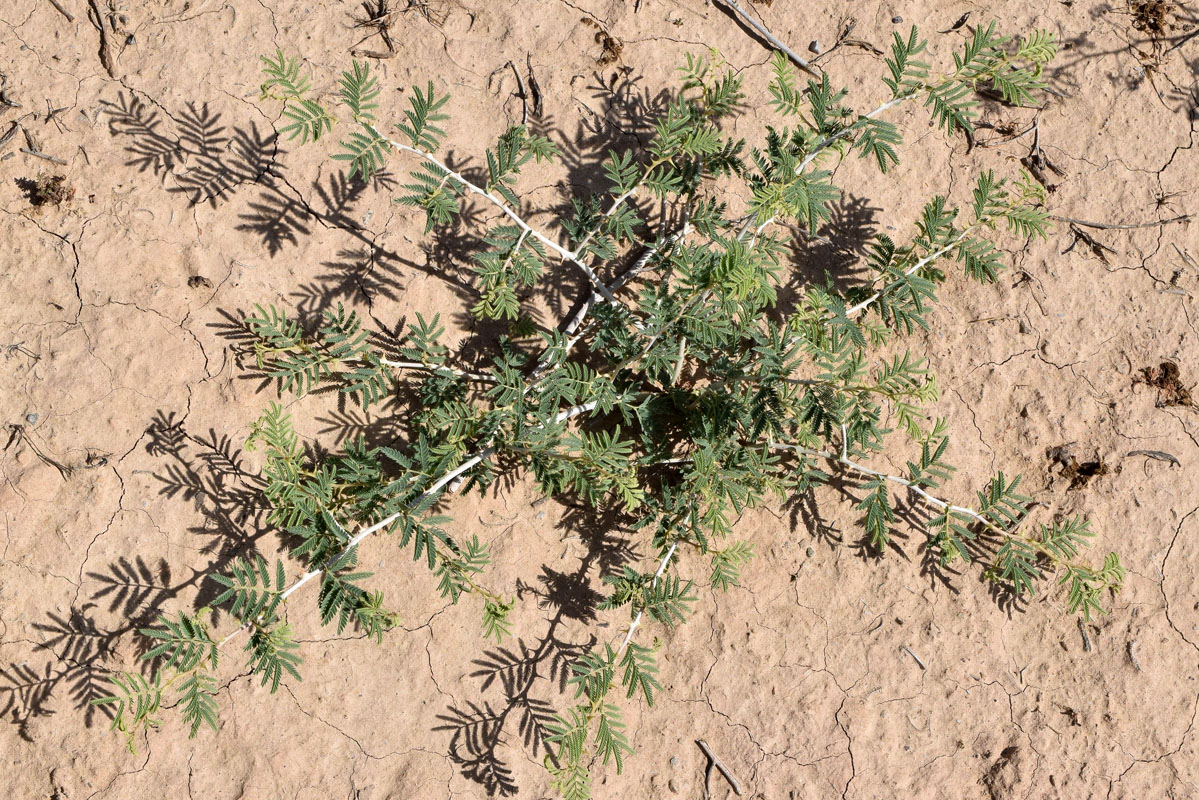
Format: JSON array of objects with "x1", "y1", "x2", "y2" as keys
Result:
[
  {"x1": 668, "y1": 778, "x2": 679, "y2": 793},
  {"x1": 808, "y1": 40, "x2": 821, "y2": 54},
  {"x1": 25, "y1": 413, "x2": 38, "y2": 424},
  {"x1": 806, "y1": 547, "x2": 815, "y2": 557},
  {"x1": 892, "y1": 15, "x2": 903, "y2": 23},
  {"x1": 125, "y1": 34, "x2": 135, "y2": 45},
  {"x1": 669, "y1": 756, "x2": 678, "y2": 767}
]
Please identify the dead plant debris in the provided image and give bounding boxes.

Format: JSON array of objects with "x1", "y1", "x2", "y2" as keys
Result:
[
  {"x1": 1130, "y1": 0, "x2": 1177, "y2": 37},
  {"x1": 1137, "y1": 360, "x2": 1194, "y2": 406},
  {"x1": 1047, "y1": 443, "x2": 1110, "y2": 489},
  {"x1": 16, "y1": 173, "x2": 75, "y2": 207},
  {"x1": 581, "y1": 17, "x2": 623, "y2": 66},
  {"x1": 350, "y1": 0, "x2": 398, "y2": 59}
]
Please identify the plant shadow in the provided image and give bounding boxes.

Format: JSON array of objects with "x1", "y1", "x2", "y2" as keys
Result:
[
  {"x1": 433, "y1": 505, "x2": 637, "y2": 796},
  {"x1": 0, "y1": 411, "x2": 273, "y2": 736},
  {"x1": 778, "y1": 193, "x2": 880, "y2": 310},
  {"x1": 102, "y1": 90, "x2": 480, "y2": 320}
]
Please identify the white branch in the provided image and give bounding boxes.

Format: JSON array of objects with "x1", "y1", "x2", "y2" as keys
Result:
[
  {"x1": 616, "y1": 541, "x2": 679, "y2": 657},
  {"x1": 217, "y1": 397, "x2": 606, "y2": 649},
  {"x1": 843, "y1": 228, "x2": 971, "y2": 319},
  {"x1": 381, "y1": 359, "x2": 496, "y2": 383},
  {"x1": 795, "y1": 94, "x2": 911, "y2": 176},
  {"x1": 371, "y1": 125, "x2": 622, "y2": 308},
  {"x1": 740, "y1": 92, "x2": 914, "y2": 242},
  {"x1": 712, "y1": 0, "x2": 821, "y2": 78},
  {"x1": 531, "y1": 225, "x2": 690, "y2": 382},
  {"x1": 769, "y1": 441, "x2": 994, "y2": 528}
]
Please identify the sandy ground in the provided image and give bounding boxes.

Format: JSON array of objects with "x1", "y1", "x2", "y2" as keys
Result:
[{"x1": 2, "y1": 0, "x2": 1199, "y2": 798}]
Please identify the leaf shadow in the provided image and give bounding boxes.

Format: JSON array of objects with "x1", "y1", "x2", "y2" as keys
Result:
[
  {"x1": 432, "y1": 504, "x2": 635, "y2": 795},
  {"x1": 1, "y1": 410, "x2": 278, "y2": 735}
]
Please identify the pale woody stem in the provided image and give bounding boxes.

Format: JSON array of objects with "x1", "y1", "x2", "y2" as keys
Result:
[
  {"x1": 380, "y1": 360, "x2": 496, "y2": 383},
  {"x1": 741, "y1": 92, "x2": 914, "y2": 242},
  {"x1": 713, "y1": 0, "x2": 820, "y2": 78},
  {"x1": 533, "y1": 225, "x2": 689, "y2": 380},
  {"x1": 225, "y1": 94, "x2": 914, "y2": 651},
  {"x1": 770, "y1": 441, "x2": 994, "y2": 529},
  {"x1": 217, "y1": 400, "x2": 600, "y2": 649},
  {"x1": 844, "y1": 228, "x2": 972, "y2": 319},
  {"x1": 616, "y1": 541, "x2": 679, "y2": 657},
  {"x1": 372, "y1": 125, "x2": 634, "y2": 311}
]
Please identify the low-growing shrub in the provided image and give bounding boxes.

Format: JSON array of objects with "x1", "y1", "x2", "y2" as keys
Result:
[{"x1": 97, "y1": 22, "x2": 1123, "y2": 799}]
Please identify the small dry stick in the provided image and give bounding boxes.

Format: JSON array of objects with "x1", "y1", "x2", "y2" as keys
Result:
[
  {"x1": 4, "y1": 342, "x2": 41, "y2": 361},
  {"x1": 901, "y1": 645, "x2": 926, "y2": 670},
  {"x1": 1173, "y1": 243, "x2": 1198, "y2": 269},
  {"x1": 45, "y1": 100, "x2": 71, "y2": 127},
  {"x1": 508, "y1": 60, "x2": 528, "y2": 125},
  {"x1": 4, "y1": 425, "x2": 73, "y2": 479},
  {"x1": 939, "y1": 12, "x2": 971, "y2": 34},
  {"x1": 350, "y1": 0, "x2": 397, "y2": 59},
  {"x1": 1064, "y1": 223, "x2": 1117, "y2": 264},
  {"x1": 1126, "y1": 640, "x2": 1142, "y2": 671},
  {"x1": 1076, "y1": 617, "x2": 1092, "y2": 653},
  {"x1": 86, "y1": 0, "x2": 117, "y2": 78},
  {"x1": 20, "y1": 147, "x2": 68, "y2": 164},
  {"x1": 1021, "y1": 115, "x2": 1064, "y2": 185},
  {"x1": 19, "y1": 125, "x2": 68, "y2": 164},
  {"x1": 0, "y1": 73, "x2": 20, "y2": 108},
  {"x1": 525, "y1": 54, "x2": 543, "y2": 118},
  {"x1": 45, "y1": 0, "x2": 75, "y2": 22},
  {"x1": 696, "y1": 739, "x2": 743, "y2": 796},
  {"x1": 975, "y1": 120, "x2": 1037, "y2": 149},
  {"x1": 0, "y1": 122, "x2": 21, "y2": 150},
  {"x1": 1126, "y1": 449, "x2": 1180, "y2": 467},
  {"x1": 1051, "y1": 213, "x2": 1191, "y2": 231},
  {"x1": 812, "y1": 18, "x2": 883, "y2": 62},
  {"x1": 711, "y1": 0, "x2": 821, "y2": 77}
]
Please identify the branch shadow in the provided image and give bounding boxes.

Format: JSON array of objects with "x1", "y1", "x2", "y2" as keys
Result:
[
  {"x1": 103, "y1": 90, "x2": 481, "y2": 323},
  {"x1": 0, "y1": 411, "x2": 273, "y2": 734},
  {"x1": 433, "y1": 506, "x2": 637, "y2": 796},
  {"x1": 1046, "y1": 7, "x2": 1199, "y2": 119},
  {"x1": 784, "y1": 489, "x2": 844, "y2": 549},
  {"x1": 102, "y1": 94, "x2": 280, "y2": 206},
  {"x1": 778, "y1": 193, "x2": 880, "y2": 312},
  {"x1": 450, "y1": 67, "x2": 674, "y2": 362},
  {"x1": 782, "y1": 462, "x2": 1026, "y2": 615}
]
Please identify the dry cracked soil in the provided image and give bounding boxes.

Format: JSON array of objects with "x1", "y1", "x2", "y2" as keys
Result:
[{"x1": 3, "y1": 0, "x2": 1199, "y2": 798}]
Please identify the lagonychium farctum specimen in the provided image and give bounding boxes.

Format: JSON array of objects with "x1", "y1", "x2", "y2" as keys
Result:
[{"x1": 96, "y1": 24, "x2": 1125, "y2": 799}]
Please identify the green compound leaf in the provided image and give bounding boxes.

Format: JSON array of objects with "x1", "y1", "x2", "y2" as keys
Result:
[{"x1": 140, "y1": 611, "x2": 217, "y2": 671}]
